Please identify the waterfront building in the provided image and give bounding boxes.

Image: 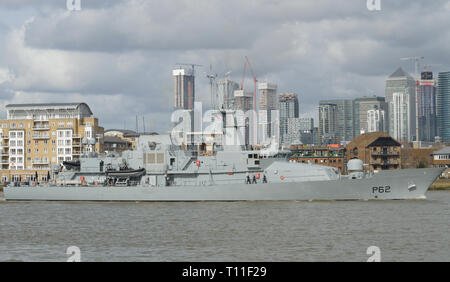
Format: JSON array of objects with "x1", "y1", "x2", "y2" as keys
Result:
[
  {"x1": 0, "y1": 103, "x2": 104, "y2": 183},
  {"x1": 103, "y1": 136, "x2": 132, "y2": 153},
  {"x1": 289, "y1": 144, "x2": 346, "y2": 173},
  {"x1": 431, "y1": 147, "x2": 450, "y2": 177},
  {"x1": 346, "y1": 132, "x2": 401, "y2": 172},
  {"x1": 437, "y1": 72, "x2": 450, "y2": 142},
  {"x1": 104, "y1": 129, "x2": 140, "y2": 148},
  {"x1": 385, "y1": 67, "x2": 416, "y2": 141}
]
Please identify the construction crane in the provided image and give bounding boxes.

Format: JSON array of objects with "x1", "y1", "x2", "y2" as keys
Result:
[
  {"x1": 175, "y1": 63, "x2": 202, "y2": 75},
  {"x1": 240, "y1": 56, "x2": 258, "y2": 144},
  {"x1": 423, "y1": 63, "x2": 442, "y2": 71},
  {"x1": 240, "y1": 56, "x2": 258, "y2": 113},
  {"x1": 400, "y1": 56, "x2": 424, "y2": 78}
]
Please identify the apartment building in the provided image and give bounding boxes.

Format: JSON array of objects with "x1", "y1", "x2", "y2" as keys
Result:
[{"x1": 0, "y1": 103, "x2": 104, "y2": 183}]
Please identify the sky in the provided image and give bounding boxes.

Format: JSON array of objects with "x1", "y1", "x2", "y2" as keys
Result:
[{"x1": 0, "y1": 0, "x2": 449, "y2": 133}]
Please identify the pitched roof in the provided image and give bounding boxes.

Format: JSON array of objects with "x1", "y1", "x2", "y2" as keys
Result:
[
  {"x1": 103, "y1": 136, "x2": 130, "y2": 144},
  {"x1": 432, "y1": 146, "x2": 450, "y2": 155},
  {"x1": 367, "y1": 136, "x2": 401, "y2": 147},
  {"x1": 346, "y1": 132, "x2": 388, "y2": 149},
  {"x1": 5, "y1": 103, "x2": 93, "y2": 115},
  {"x1": 388, "y1": 67, "x2": 412, "y2": 78}
]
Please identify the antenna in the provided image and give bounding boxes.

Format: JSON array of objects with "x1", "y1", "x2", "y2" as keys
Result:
[
  {"x1": 400, "y1": 56, "x2": 424, "y2": 78},
  {"x1": 143, "y1": 116, "x2": 146, "y2": 133},
  {"x1": 136, "y1": 115, "x2": 138, "y2": 133},
  {"x1": 206, "y1": 64, "x2": 218, "y2": 109}
]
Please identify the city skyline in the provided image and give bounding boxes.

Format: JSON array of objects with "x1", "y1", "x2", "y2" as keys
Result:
[{"x1": 0, "y1": 1, "x2": 450, "y2": 133}]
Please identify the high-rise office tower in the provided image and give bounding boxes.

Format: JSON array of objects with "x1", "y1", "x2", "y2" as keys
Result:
[
  {"x1": 417, "y1": 71, "x2": 437, "y2": 142},
  {"x1": 318, "y1": 103, "x2": 339, "y2": 144},
  {"x1": 285, "y1": 117, "x2": 314, "y2": 145},
  {"x1": 279, "y1": 93, "x2": 299, "y2": 144},
  {"x1": 319, "y1": 99, "x2": 354, "y2": 142},
  {"x1": 367, "y1": 106, "x2": 386, "y2": 133},
  {"x1": 353, "y1": 96, "x2": 387, "y2": 136},
  {"x1": 437, "y1": 72, "x2": 450, "y2": 142},
  {"x1": 389, "y1": 92, "x2": 410, "y2": 141},
  {"x1": 217, "y1": 79, "x2": 240, "y2": 110},
  {"x1": 258, "y1": 82, "x2": 278, "y2": 143},
  {"x1": 173, "y1": 68, "x2": 195, "y2": 110},
  {"x1": 233, "y1": 90, "x2": 253, "y2": 112},
  {"x1": 233, "y1": 90, "x2": 253, "y2": 146},
  {"x1": 385, "y1": 67, "x2": 416, "y2": 141}
]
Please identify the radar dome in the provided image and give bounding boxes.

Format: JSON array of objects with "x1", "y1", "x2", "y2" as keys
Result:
[{"x1": 347, "y1": 158, "x2": 363, "y2": 172}]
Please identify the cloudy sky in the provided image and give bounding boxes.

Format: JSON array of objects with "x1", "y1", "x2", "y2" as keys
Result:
[{"x1": 0, "y1": 0, "x2": 449, "y2": 133}]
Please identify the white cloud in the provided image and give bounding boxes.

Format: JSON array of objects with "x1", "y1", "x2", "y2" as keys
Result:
[{"x1": 0, "y1": 0, "x2": 449, "y2": 132}]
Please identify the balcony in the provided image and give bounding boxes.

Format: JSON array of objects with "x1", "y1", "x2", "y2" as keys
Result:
[
  {"x1": 32, "y1": 158, "x2": 50, "y2": 165},
  {"x1": 371, "y1": 159, "x2": 399, "y2": 165},
  {"x1": 72, "y1": 134, "x2": 82, "y2": 139},
  {"x1": 1, "y1": 135, "x2": 9, "y2": 139},
  {"x1": 371, "y1": 151, "x2": 400, "y2": 156},
  {"x1": 72, "y1": 142, "x2": 81, "y2": 147},
  {"x1": 32, "y1": 133, "x2": 50, "y2": 139},
  {"x1": 32, "y1": 115, "x2": 49, "y2": 121},
  {"x1": 32, "y1": 124, "x2": 50, "y2": 130},
  {"x1": 0, "y1": 152, "x2": 9, "y2": 156}
]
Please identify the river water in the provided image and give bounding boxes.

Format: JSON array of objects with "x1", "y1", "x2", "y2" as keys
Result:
[{"x1": 0, "y1": 191, "x2": 449, "y2": 262}]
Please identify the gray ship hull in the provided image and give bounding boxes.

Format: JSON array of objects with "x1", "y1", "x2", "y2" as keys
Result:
[{"x1": 4, "y1": 168, "x2": 443, "y2": 201}]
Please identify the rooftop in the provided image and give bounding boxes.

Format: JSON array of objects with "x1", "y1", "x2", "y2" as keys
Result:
[
  {"x1": 6, "y1": 103, "x2": 93, "y2": 115},
  {"x1": 432, "y1": 146, "x2": 450, "y2": 155},
  {"x1": 388, "y1": 67, "x2": 413, "y2": 79},
  {"x1": 103, "y1": 136, "x2": 130, "y2": 144},
  {"x1": 368, "y1": 136, "x2": 401, "y2": 147}
]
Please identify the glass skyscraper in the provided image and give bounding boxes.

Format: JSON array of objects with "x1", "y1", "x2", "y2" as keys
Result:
[
  {"x1": 417, "y1": 71, "x2": 437, "y2": 142},
  {"x1": 279, "y1": 93, "x2": 299, "y2": 144},
  {"x1": 385, "y1": 67, "x2": 416, "y2": 141},
  {"x1": 437, "y1": 72, "x2": 450, "y2": 142},
  {"x1": 353, "y1": 96, "x2": 387, "y2": 136},
  {"x1": 319, "y1": 99, "x2": 354, "y2": 142}
]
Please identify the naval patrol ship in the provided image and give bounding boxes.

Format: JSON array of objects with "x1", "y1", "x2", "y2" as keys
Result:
[{"x1": 3, "y1": 134, "x2": 443, "y2": 202}]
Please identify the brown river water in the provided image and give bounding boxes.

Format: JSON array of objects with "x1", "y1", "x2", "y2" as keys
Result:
[{"x1": 0, "y1": 191, "x2": 449, "y2": 261}]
